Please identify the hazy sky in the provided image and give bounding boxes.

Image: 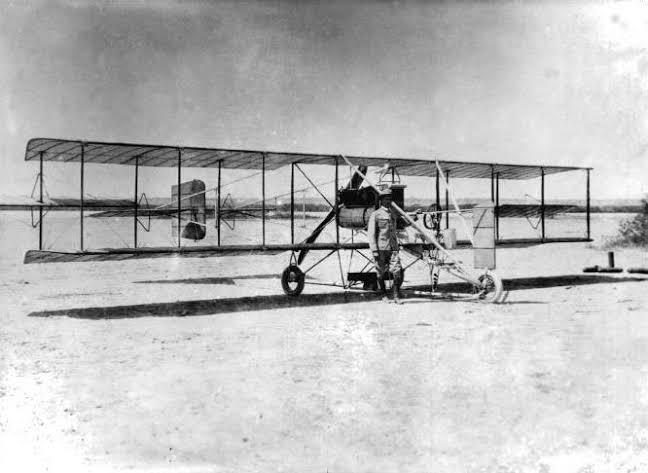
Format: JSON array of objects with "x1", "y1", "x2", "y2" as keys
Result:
[{"x1": 1, "y1": 0, "x2": 647, "y2": 200}]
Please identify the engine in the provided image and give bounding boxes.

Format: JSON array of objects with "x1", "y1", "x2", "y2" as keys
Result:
[{"x1": 336, "y1": 184, "x2": 406, "y2": 229}]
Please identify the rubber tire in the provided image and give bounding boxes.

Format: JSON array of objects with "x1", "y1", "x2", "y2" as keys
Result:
[
  {"x1": 423, "y1": 204, "x2": 441, "y2": 230},
  {"x1": 423, "y1": 213, "x2": 436, "y2": 230},
  {"x1": 281, "y1": 265, "x2": 305, "y2": 296},
  {"x1": 476, "y1": 271, "x2": 503, "y2": 303}
]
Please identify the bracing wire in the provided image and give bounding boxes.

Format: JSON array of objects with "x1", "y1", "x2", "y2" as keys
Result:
[
  {"x1": 32, "y1": 165, "x2": 340, "y2": 250},
  {"x1": 94, "y1": 216, "x2": 132, "y2": 249}
]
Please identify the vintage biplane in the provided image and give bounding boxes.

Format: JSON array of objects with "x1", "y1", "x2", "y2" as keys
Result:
[{"x1": 22, "y1": 138, "x2": 593, "y2": 303}]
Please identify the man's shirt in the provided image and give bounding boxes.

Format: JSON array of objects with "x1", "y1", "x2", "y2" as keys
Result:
[{"x1": 367, "y1": 205, "x2": 399, "y2": 252}]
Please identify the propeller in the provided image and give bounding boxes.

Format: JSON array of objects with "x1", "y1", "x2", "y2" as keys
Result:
[{"x1": 296, "y1": 165, "x2": 367, "y2": 265}]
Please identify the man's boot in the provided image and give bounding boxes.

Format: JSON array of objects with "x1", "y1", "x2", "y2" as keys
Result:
[
  {"x1": 392, "y1": 271, "x2": 403, "y2": 304},
  {"x1": 377, "y1": 277, "x2": 390, "y2": 303}
]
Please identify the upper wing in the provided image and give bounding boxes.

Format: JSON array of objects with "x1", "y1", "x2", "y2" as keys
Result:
[{"x1": 25, "y1": 138, "x2": 589, "y2": 180}]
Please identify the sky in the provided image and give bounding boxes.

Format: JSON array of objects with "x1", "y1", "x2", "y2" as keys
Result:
[{"x1": 1, "y1": 0, "x2": 647, "y2": 201}]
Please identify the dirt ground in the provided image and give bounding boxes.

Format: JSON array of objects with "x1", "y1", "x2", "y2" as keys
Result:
[{"x1": 1, "y1": 244, "x2": 648, "y2": 472}]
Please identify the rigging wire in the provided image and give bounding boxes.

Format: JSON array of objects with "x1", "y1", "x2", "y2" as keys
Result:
[
  {"x1": 30, "y1": 165, "x2": 341, "y2": 249},
  {"x1": 1, "y1": 212, "x2": 40, "y2": 229},
  {"x1": 94, "y1": 215, "x2": 132, "y2": 248}
]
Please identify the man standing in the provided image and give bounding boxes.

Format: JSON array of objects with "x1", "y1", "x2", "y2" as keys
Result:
[{"x1": 367, "y1": 188, "x2": 404, "y2": 304}]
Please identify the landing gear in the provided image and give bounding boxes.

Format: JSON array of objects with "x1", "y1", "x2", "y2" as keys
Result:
[
  {"x1": 474, "y1": 271, "x2": 503, "y2": 303},
  {"x1": 281, "y1": 264, "x2": 305, "y2": 296}
]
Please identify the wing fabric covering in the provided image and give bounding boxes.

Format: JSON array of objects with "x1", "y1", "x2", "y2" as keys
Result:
[
  {"x1": 23, "y1": 237, "x2": 592, "y2": 264},
  {"x1": 24, "y1": 246, "x2": 289, "y2": 263},
  {"x1": 25, "y1": 138, "x2": 588, "y2": 180},
  {"x1": 24, "y1": 242, "x2": 425, "y2": 264}
]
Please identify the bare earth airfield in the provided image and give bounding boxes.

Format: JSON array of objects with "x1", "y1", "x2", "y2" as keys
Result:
[{"x1": 1, "y1": 210, "x2": 647, "y2": 472}]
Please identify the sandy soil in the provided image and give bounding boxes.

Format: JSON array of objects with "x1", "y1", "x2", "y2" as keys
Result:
[{"x1": 1, "y1": 243, "x2": 648, "y2": 472}]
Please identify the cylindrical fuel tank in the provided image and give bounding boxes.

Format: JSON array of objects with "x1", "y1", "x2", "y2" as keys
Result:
[{"x1": 338, "y1": 207, "x2": 373, "y2": 229}]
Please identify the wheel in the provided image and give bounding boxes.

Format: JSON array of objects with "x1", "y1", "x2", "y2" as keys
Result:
[
  {"x1": 281, "y1": 265, "x2": 305, "y2": 296},
  {"x1": 423, "y1": 204, "x2": 441, "y2": 230},
  {"x1": 474, "y1": 271, "x2": 503, "y2": 303},
  {"x1": 423, "y1": 213, "x2": 432, "y2": 230}
]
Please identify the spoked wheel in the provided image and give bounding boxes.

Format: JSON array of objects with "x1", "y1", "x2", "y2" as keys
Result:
[
  {"x1": 474, "y1": 271, "x2": 504, "y2": 303},
  {"x1": 281, "y1": 265, "x2": 305, "y2": 296}
]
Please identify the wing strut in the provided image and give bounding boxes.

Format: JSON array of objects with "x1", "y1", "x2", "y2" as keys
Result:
[
  {"x1": 435, "y1": 160, "x2": 474, "y2": 246},
  {"x1": 296, "y1": 164, "x2": 367, "y2": 265}
]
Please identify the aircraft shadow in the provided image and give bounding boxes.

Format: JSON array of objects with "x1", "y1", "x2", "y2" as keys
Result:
[
  {"x1": 134, "y1": 273, "x2": 279, "y2": 286},
  {"x1": 29, "y1": 274, "x2": 646, "y2": 319},
  {"x1": 133, "y1": 273, "x2": 313, "y2": 286}
]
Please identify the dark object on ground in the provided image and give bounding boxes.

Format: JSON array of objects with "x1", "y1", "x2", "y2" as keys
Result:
[
  {"x1": 628, "y1": 268, "x2": 648, "y2": 274},
  {"x1": 583, "y1": 265, "x2": 623, "y2": 273},
  {"x1": 584, "y1": 251, "x2": 623, "y2": 273},
  {"x1": 347, "y1": 272, "x2": 378, "y2": 291}
]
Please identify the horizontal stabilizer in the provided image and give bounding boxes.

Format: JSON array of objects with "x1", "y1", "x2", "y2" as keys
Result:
[
  {"x1": 49, "y1": 198, "x2": 135, "y2": 208},
  {"x1": 89, "y1": 207, "x2": 270, "y2": 218},
  {"x1": 496, "y1": 204, "x2": 576, "y2": 218},
  {"x1": 0, "y1": 198, "x2": 136, "y2": 210},
  {"x1": 90, "y1": 208, "x2": 177, "y2": 218}
]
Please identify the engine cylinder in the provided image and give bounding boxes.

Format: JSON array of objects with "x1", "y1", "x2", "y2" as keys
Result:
[{"x1": 337, "y1": 207, "x2": 373, "y2": 229}]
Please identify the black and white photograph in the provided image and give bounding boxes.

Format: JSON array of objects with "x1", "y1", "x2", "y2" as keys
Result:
[{"x1": 1, "y1": 0, "x2": 647, "y2": 471}]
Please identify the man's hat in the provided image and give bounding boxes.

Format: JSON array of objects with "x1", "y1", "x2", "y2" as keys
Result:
[{"x1": 378, "y1": 188, "x2": 392, "y2": 197}]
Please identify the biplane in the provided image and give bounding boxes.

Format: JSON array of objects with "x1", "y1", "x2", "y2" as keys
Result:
[{"x1": 21, "y1": 138, "x2": 593, "y2": 303}]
